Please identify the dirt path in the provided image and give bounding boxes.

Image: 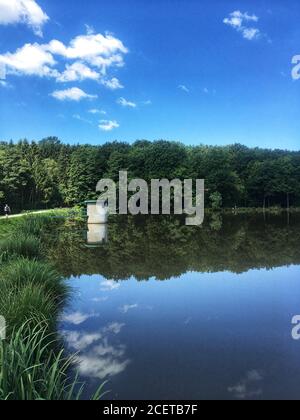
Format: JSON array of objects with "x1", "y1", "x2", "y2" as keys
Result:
[{"x1": 0, "y1": 209, "x2": 58, "y2": 220}]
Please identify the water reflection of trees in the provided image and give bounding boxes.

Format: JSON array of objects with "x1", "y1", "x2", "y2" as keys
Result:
[{"x1": 46, "y1": 214, "x2": 300, "y2": 281}]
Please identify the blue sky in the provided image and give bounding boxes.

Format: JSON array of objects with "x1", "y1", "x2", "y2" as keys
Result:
[{"x1": 0, "y1": 0, "x2": 299, "y2": 149}]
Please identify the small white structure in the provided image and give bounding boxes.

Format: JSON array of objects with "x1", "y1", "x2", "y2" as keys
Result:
[{"x1": 85, "y1": 200, "x2": 108, "y2": 224}]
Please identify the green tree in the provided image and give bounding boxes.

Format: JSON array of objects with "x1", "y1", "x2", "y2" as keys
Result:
[
  {"x1": 33, "y1": 158, "x2": 61, "y2": 207},
  {"x1": 210, "y1": 192, "x2": 223, "y2": 210}
]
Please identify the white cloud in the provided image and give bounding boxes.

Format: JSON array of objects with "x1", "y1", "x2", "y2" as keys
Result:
[
  {"x1": 89, "y1": 108, "x2": 106, "y2": 115},
  {"x1": 57, "y1": 62, "x2": 100, "y2": 82},
  {"x1": 91, "y1": 296, "x2": 108, "y2": 302},
  {"x1": 228, "y1": 370, "x2": 263, "y2": 399},
  {"x1": 101, "y1": 77, "x2": 123, "y2": 90},
  {"x1": 61, "y1": 311, "x2": 98, "y2": 325},
  {"x1": 47, "y1": 33, "x2": 128, "y2": 74},
  {"x1": 178, "y1": 84, "x2": 189, "y2": 93},
  {"x1": 224, "y1": 10, "x2": 258, "y2": 28},
  {"x1": 100, "y1": 279, "x2": 120, "y2": 290},
  {"x1": 242, "y1": 28, "x2": 260, "y2": 41},
  {"x1": 62, "y1": 322, "x2": 124, "y2": 352},
  {"x1": 78, "y1": 340, "x2": 130, "y2": 379},
  {"x1": 103, "y1": 322, "x2": 125, "y2": 335},
  {"x1": 62, "y1": 330, "x2": 102, "y2": 351},
  {"x1": 223, "y1": 11, "x2": 260, "y2": 40},
  {"x1": 73, "y1": 114, "x2": 92, "y2": 124},
  {"x1": 51, "y1": 87, "x2": 97, "y2": 101},
  {"x1": 0, "y1": 31, "x2": 128, "y2": 84},
  {"x1": 0, "y1": 43, "x2": 58, "y2": 80},
  {"x1": 0, "y1": 0, "x2": 49, "y2": 36},
  {"x1": 120, "y1": 304, "x2": 139, "y2": 314},
  {"x1": 142, "y1": 99, "x2": 152, "y2": 105},
  {"x1": 63, "y1": 323, "x2": 130, "y2": 380},
  {"x1": 117, "y1": 97, "x2": 137, "y2": 108},
  {"x1": 99, "y1": 120, "x2": 120, "y2": 132}
]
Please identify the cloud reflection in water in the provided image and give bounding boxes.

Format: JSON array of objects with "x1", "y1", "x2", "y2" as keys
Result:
[{"x1": 62, "y1": 322, "x2": 130, "y2": 380}]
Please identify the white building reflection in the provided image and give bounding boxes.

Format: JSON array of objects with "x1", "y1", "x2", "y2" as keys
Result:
[{"x1": 86, "y1": 224, "x2": 108, "y2": 247}]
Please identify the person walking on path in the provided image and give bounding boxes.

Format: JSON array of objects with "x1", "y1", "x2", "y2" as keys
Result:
[{"x1": 4, "y1": 204, "x2": 11, "y2": 218}]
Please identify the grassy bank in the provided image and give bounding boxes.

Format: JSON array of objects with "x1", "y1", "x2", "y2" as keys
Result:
[{"x1": 0, "y1": 213, "x2": 104, "y2": 400}]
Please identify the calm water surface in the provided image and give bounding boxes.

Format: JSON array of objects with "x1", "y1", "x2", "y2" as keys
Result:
[{"x1": 53, "y1": 213, "x2": 300, "y2": 400}]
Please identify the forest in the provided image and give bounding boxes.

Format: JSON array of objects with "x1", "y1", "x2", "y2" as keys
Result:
[{"x1": 0, "y1": 137, "x2": 300, "y2": 212}]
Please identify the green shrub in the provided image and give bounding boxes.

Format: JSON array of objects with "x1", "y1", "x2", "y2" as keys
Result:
[
  {"x1": 0, "y1": 282, "x2": 57, "y2": 334},
  {"x1": 0, "y1": 258, "x2": 68, "y2": 303},
  {"x1": 0, "y1": 234, "x2": 41, "y2": 262},
  {"x1": 17, "y1": 216, "x2": 50, "y2": 237}
]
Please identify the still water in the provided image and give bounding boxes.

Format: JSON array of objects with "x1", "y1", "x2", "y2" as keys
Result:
[{"x1": 52, "y1": 213, "x2": 300, "y2": 400}]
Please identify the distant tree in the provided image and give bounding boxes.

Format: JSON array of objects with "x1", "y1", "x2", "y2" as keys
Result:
[
  {"x1": 38, "y1": 137, "x2": 62, "y2": 159},
  {"x1": 33, "y1": 158, "x2": 61, "y2": 207},
  {"x1": 144, "y1": 141, "x2": 188, "y2": 180},
  {"x1": 64, "y1": 146, "x2": 99, "y2": 206},
  {"x1": 247, "y1": 161, "x2": 276, "y2": 209},
  {"x1": 210, "y1": 192, "x2": 223, "y2": 210},
  {"x1": 0, "y1": 145, "x2": 34, "y2": 210},
  {"x1": 105, "y1": 151, "x2": 130, "y2": 181},
  {"x1": 271, "y1": 157, "x2": 298, "y2": 209},
  {"x1": 190, "y1": 146, "x2": 243, "y2": 207}
]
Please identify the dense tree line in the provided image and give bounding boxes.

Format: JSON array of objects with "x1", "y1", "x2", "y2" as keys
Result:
[{"x1": 0, "y1": 137, "x2": 300, "y2": 212}]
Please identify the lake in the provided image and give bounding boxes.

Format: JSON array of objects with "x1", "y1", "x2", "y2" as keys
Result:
[{"x1": 51, "y1": 213, "x2": 300, "y2": 400}]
